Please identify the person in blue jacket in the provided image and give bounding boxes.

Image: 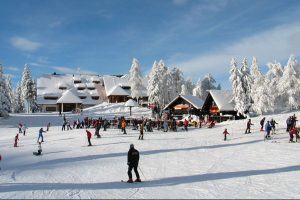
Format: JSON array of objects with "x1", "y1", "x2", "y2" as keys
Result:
[
  {"x1": 37, "y1": 128, "x2": 46, "y2": 143},
  {"x1": 265, "y1": 121, "x2": 272, "y2": 139}
]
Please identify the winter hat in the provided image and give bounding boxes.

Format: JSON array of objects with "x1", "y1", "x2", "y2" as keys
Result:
[{"x1": 130, "y1": 144, "x2": 134, "y2": 149}]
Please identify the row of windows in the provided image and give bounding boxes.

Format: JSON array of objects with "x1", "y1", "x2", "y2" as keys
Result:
[
  {"x1": 73, "y1": 80, "x2": 101, "y2": 84},
  {"x1": 44, "y1": 96, "x2": 99, "y2": 100},
  {"x1": 59, "y1": 86, "x2": 96, "y2": 90}
]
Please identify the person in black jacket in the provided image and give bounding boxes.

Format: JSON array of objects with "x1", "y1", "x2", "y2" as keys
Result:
[{"x1": 127, "y1": 144, "x2": 141, "y2": 183}]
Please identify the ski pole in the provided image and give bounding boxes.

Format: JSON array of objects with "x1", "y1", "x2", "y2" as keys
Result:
[{"x1": 138, "y1": 166, "x2": 147, "y2": 181}]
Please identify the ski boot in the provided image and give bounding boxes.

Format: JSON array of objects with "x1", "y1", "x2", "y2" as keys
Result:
[{"x1": 127, "y1": 178, "x2": 133, "y2": 183}]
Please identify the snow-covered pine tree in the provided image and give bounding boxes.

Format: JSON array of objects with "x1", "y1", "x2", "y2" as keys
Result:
[
  {"x1": 21, "y1": 64, "x2": 35, "y2": 113},
  {"x1": 14, "y1": 82, "x2": 24, "y2": 113},
  {"x1": 129, "y1": 58, "x2": 143, "y2": 104},
  {"x1": 157, "y1": 60, "x2": 169, "y2": 108},
  {"x1": 265, "y1": 61, "x2": 283, "y2": 112},
  {"x1": 0, "y1": 64, "x2": 11, "y2": 117},
  {"x1": 4, "y1": 75, "x2": 13, "y2": 113},
  {"x1": 250, "y1": 57, "x2": 272, "y2": 114},
  {"x1": 278, "y1": 55, "x2": 300, "y2": 110},
  {"x1": 239, "y1": 58, "x2": 252, "y2": 114},
  {"x1": 148, "y1": 61, "x2": 161, "y2": 112},
  {"x1": 229, "y1": 58, "x2": 244, "y2": 116}
]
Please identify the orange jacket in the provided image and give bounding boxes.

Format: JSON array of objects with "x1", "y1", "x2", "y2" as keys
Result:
[{"x1": 121, "y1": 120, "x2": 126, "y2": 128}]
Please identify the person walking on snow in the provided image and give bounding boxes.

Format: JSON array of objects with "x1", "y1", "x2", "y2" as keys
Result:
[
  {"x1": 18, "y1": 123, "x2": 22, "y2": 133},
  {"x1": 260, "y1": 117, "x2": 265, "y2": 131},
  {"x1": 138, "y1": 123, "x2": 144, "y2": 140},
  {"x1": 127, "y1": 144, "x2": 141, "y2": 183},
  {"x1": 245, "y1": 119, "x2": 254, "y2": 134},
  {"x1": 46, "y1": 122, "x2": 51, "y2": 131},
  {"x1": 121, "y1": 119, "x2": 127, "y2": 134},
  {"x1": 14, "y1": 134, "x2": 19, "y2": 147},
  {"x1": 22, "y1": 124, "x2": 27, "y2": 136},
  {"x1": 86, "y1": 130, "x2": 92, "y2": 146},
  {"x1": 264, "y1": 121, "x2": 272, "y2": 140},
  {"x1": 184, "y1": 119, "x2": 189, "y2": 131},
  {"x1": 270, "y1": 119, "x2": 278, "y2": 135},
  {"x1": 223, "y1": 128, "x2": 230, "y2": 141},
  {"x1": 37, "y1": 128, "x2": 46, "y2": 143}
]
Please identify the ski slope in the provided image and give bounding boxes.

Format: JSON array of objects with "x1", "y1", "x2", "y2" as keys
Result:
[{"x1": 0, "y1": 105, "x2": 299, "y2": 199}]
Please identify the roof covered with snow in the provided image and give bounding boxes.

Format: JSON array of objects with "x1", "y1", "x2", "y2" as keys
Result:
[
  {"x1": 57, "y1": 90, "x2": 83, "y2": 103},
  {"x1": 125, "y1": 99, "x2": 139, "y2": 107},
  {"x1": 209, "y1": 90, "x2": 235, "y2": 111},
  {"x1": 103, "y1": 75, "x2": 148, "y2": 97},
  {"x1": 37, "y1": 74, "x2": 102, "y2": 105}
]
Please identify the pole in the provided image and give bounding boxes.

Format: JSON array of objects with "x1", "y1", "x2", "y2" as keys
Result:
[{"x1": 138, "y1": 166, "x2": 147, "y2": 181}]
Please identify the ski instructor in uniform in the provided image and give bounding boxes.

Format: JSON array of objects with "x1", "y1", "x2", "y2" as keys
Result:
[{"x1": 127, "y1": 144, "x2": 141, "y2": 183}]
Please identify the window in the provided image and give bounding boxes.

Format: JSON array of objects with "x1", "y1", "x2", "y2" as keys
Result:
[
  {"x1": 44, "y1": 96, "x2": 58, "y2": 100},
  {"x1": 92, "y1": 80, "x2": 100, "y2": 84},
  {"x1": 77, "y1": 87, "x2": 85, "y2": 90},
  {"x1": 91, "y1": 96, "x2": 99, "y2": 100},
  {"x1": 74, "y1": 80, "x2": 81, "y2": 84},
  {"x1": 79, "y1": 96, "x2": 86, "y2": 99},
  {"x1": 87, "y1": 87, "x2": 95, "y2": 90},
  {"x1": 59, "y1": 86, "x2": 67, "y2": 90},
  {"x1": 121, "y1": 86, "x2": 130, "y2": 90}
]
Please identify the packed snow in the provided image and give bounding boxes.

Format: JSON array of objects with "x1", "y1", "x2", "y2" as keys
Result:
[{"x1": 0, "y1": 104, "x2": 300, "y2": 199}]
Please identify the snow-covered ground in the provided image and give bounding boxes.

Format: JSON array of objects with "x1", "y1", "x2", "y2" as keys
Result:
[{"x1": 0, "y1": 104, "x2": 300, "y2": 199}]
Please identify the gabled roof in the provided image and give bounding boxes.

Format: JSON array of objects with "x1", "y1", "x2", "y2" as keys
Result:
[
  {"x1": 208, "y1": 90, "x2": 234, "y2": 111},
  {"x1": 163, "y1": 95, "x2": 204, "y2": 110},
  {"x1": 107, "y1": 85, "x2": 130, "y2": 96},
  {"x1": 57, "y1": 90, "x2": 82, "y2": 103}
]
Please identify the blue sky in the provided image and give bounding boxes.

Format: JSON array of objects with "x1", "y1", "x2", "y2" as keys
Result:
[{"x1": 1, "y1": 0, "x2": 300, "y2": 89}]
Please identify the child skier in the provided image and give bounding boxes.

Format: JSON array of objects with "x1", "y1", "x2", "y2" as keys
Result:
[
  {"x1": 245, "y1": 119, "x2": 254, "y2": 134},
  {"x1": 223, "y1": 128, "x2": 230, "y2": 141},
  {"x1": 14, "y1": 134, "x2": 19, "y2": 147}
]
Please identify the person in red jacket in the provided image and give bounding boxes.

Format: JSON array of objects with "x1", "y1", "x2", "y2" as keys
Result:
[
  {"x1": 183, "y1": 119, "x2": 189, "y2": 131},
  {"x1": 289, "y1": 128, "x2": 298, "y2": 143},
  {"x1": 86, "y1": 130, "x2": 92, "y2": 146},
  {"x1": 223, "y1": 128, "x2": 230, "y2": 141},
  {"x1": 14, "y1": 134, "x2": 19, "y2": 147}
]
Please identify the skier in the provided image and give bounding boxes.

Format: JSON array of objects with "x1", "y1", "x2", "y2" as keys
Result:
[
  {"x1": 184, "y1": 119, "x2": 189, "y2": 131},
  {"x1": 121, "y1": 119, "x2": 127, "y2": 134},
  {"x1": 33, "y1": 142, "x2": 42, "y2": 156},
  {"x1": 0, "y1": 154, "x2": 2, "y2": 170},
  {"x1": 270, "y1": 119, "x2": 278, "y2": 135},
  {"x1": 260, "y1": 117, "x2": 265, "y2": 131},
  {"x1": 22, "y1": 123, "x2": 27, "y2": 136},
  {"x1": 289, "y1": 128, "x2": 298, "y2": 143},
  {"x1": 138, "y1": 122, "x2": 144, "y2": 140},
  {"x1": 95, "y1": 120, "x2": 101, "y2": 138},
  {"x1": 14, "y1": 134, "x2": 19, "y2": 147},
  {"x1": 86, "y1": 129, "x2": 92, "y2": 146},
  {"x1": 245, "y1": 119, "x2": 254, "y2": 134},
  {"x1": 223, "y1": 128, "x2": 230, "y2": 141},
  {"x1": 18, "y1": 123, "x2": 22, "y2": 133},
  {"x1": 127, "y1": 144, "x2": 141, "y2": 183},
  {"x1": 46, "y1": 122, "x2": 51, "y2": 131},
  {"x1": 163, "y1": 119, "x2": 168, "y2": 132},
  {"x1": 286, "y1": 116, "x2": 292, "y2": 132},
  {"x1": 264, "y1": 120, "x2": 272, "y2": 140},
  {"x1": 37, "y1": 128, "x2": 46, "y2": 143}
]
